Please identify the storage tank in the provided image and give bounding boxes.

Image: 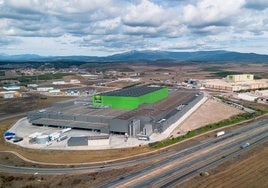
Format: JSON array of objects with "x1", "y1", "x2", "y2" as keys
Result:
[{"x1": 36, "y1": 135, "x2": 49, "y2": 144}]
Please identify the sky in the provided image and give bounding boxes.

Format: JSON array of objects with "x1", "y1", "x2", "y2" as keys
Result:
[{"x1": 0, "y1": 0, "x2": 267, "y2": 56}]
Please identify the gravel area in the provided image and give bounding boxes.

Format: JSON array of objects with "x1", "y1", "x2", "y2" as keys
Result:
[{"x1": 172, "y1": 98, "x2": 244, "y2": 136}]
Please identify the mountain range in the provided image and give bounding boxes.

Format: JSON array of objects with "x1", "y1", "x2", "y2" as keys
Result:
[{"x1": 0, "y1": 50, "x2": 267, "y2": 63}]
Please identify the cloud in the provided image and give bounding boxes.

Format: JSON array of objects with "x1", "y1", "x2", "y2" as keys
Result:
[
  {"x1": 0, "y1": 0, "x2": 267, "y2": 55},
  {"x1": 0, "y1": 36, "x2": 20, "y2": 46},
  {"x1": 122, "y1": 0, "x2": 166, "y2": 27},
  {"x1": 244, "y1": 0, "x2": 268, "y2": 10},
  {"x1": 182, "y1": 0, "x2": 245, "y2": 28},
  {"x1": 5, "y1": 0, "x2": 44, "y2": 15}
]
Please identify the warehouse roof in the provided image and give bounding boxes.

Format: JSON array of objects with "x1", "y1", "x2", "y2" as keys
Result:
[{"x1": 102, "y1": 86, "x2": 165, "y2": 97}]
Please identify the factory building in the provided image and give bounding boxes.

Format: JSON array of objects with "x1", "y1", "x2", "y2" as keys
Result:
[
  {"x1": 3, "y1": 84, "x2": 20, "y2": 90},
  {"x1": 226, "y1": 74, "x2": 254, "y2": 82},
  {"x1": 203, "y1": 74, "x2": 268, "y2": 92},
  {"x1": 237, "y1": 93, "x2": 258, "y2": 102},
  {"x1": 0, "y1": 91, "x2": 21, "y2": 98},
  {"x1": 92, "y1": 86, "x2": 168, "y2": 109},
  {"x1": 27, "y1": 86, "x2": 202, "y2": 137}
]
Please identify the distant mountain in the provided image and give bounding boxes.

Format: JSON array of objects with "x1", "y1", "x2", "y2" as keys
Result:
[{"x1": 0, "y1": 50, "x2": 267, "y2": 63}]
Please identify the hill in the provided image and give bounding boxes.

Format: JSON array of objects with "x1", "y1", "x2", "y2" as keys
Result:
[{"x1": 0, "y1": 50, "x2": 267, "y2": 64}]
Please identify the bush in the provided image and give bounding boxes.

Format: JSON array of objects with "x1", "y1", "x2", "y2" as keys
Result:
[{"x1": 5, "y1": 176, "x2": 14, "y2": 182}]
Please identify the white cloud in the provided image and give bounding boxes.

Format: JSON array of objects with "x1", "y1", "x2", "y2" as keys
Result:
[
  {"x1": 0, "y1": 0, "x2": 267, "y2": 55},
  {"x1": 182, "y1": 0, "x2": 245, "y2": 27},
  {"x1": 122, "y1": 0, "x2": 166, "y2": 27}
]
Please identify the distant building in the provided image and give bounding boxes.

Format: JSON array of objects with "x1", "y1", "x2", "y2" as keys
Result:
[
  {"x1": 226, "y1": 74, "x2": 254, "y2": 82},
  {"x1": 237, "y1": 93, "x2": 258, "y2": 102},
  {"x1": 0, "y1": 91, "x2": 21, "y2": 99},
  {"x1": 255, "y1": 90, "x2": 268, "y2": 104},
  {"x1": 37, "y1": 87, "x2": 54, "y2": 92},
  {"x1": 49, "y1": 89, "x2": 61, "y2": 95},
  {"x1": 70, "y1": 79, "x2": 81, "y2": 84},
  {"x1": 27, "y1": 84, "x2": 38, "y2": 88},
  {"x1": 202, "y1": 74, "x2": 268, "y2": 92},
  {"x1": 255, "y1": 89, "x2": 268, "y2": 97},
  {"x1": 118, "y1": 78, "x2": 140, "y2": 82},
  {"x1": 3, "y1": 84, "x2": 20, "y2": 90},
  {"x1": 65, "y1": 90, "x2": 80, "y2": 96},
  {"x1": 52, "y1": 81, "x2": 66, "y2": 85}
]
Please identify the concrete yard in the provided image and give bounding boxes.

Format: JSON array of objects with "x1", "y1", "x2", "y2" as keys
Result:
[{"x1": 7, "y1": 118, "x2": 153, "y2": 150}]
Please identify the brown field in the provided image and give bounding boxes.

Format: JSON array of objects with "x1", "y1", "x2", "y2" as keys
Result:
[
  {"x1": 0, "y1": 95, "x2": 73, "y2": 116},
  {"x1": 173, "y1": 98, "x2": 244, "y2": 135},
  {"x1": 126, "y1": 63, "x2": 268, "y2": 85},
  {"x1": 177, "y1": 141, "x2": 268, "y2": 188},
  {"x1": 0, "y1": 162, "x2": 154, "y2": 188}
]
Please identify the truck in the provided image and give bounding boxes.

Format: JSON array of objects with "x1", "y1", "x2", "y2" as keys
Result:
[
  {"x1": 216, "y1": 131, "x2": 225, "y2": 137},
  {"x1": 61, "y1": 128, "x2": 72, "y2": 134},
  {"x1": 57, "y1": 135, "x2": 68, "y2": 142},
  {"x1": 241, "y1": 142, "x2": 250, "y2": 149},
  {"x1": 49, "y1": 132, "x2": 61, "y2": 141}
]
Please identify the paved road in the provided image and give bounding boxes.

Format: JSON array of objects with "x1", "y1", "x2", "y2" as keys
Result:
[
  {"x1": 0, "y1": 113, "x2": 26, "y2": 121},
  {"x1": 132, "y1": 130, "x2": 267, "y2": 188},
  {"x1": 0, "y1": 118, "x2": 267, "y2": 187},
  {"x1": 97, "y1": 119, "x2": 268, "y2": 188}
]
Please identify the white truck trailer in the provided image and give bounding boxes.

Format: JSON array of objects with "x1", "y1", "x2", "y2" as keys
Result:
[{"x1": 216, "y1": 131, "x2": 225, "y2": 137}]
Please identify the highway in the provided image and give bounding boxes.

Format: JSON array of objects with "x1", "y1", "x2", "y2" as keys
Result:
[
  {"x1": 0, "y1": 118, "x2": 267, "y2": 187},
  {"x1": 97, "y1": 119, "x2": 268, "y2": 188}
]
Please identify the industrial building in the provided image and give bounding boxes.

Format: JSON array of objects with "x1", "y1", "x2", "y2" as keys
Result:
[
  {"x1": 203, "y1": 74, "x2": 268, "y2": 91},
  {"x1": 27, "y1": 86, "x2": 202, "y2": 137},
  {"x1": 3, "y1": 84, "x2": 20, "y2": 90},
  {"x1": 92, "y1": 86, "x2": 168, "y2": 109},
  {"x1": 0, "y1": 91, "x2": 21, "y2": 98},
  {"x1": 226, "y1": 74, "x2": 254, "y2": 82},
  {"x1": 237, "y1": 93, "x2": 258, "y2": 102}
]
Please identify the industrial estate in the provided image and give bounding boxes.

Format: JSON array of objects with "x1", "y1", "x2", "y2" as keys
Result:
[
  {"x1": 9, "y1": 85, "x2": 202, "y2": 148},
  {"x1": 2, "y1": 70, "x2": 268, "y2": 149},
  {"x1": 1, "y1": 61, "x2": 268, "y2": 187},
  {"x1": 0, "y1": 0, "x2": 268, "y2": 186}
]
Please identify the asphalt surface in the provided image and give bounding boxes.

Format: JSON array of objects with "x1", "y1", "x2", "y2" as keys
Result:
[
  {"x1": 0, "y1": 113, "x2": 26, "y2": 121},
  {"x1": 97, "y1": 119, "x2": 268, "y2": 188},
  {"x1": 0, "y1": 118, "x2": 267, "y2": 187}
]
